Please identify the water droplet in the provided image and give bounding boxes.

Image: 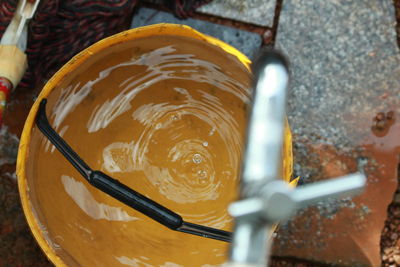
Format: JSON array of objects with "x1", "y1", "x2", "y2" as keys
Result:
[
  {"x1": 192, "y1": 153, "x2": 202, "y2": 164},
  {"x1": 172, "y1": 115, "x2": 178, "y2": 121},
  {"x1": 197, "y1": 170, "x2": 207, "y2": 178},
  {"x1": 155, "y1": 123, "x2": 162, "y2": 129},
  {"x1": 202, "y1": 141, "x2": 208, "y2": 147},
  {"x1": 209, "y1": 127, "x2": 216, "y2": 136}
]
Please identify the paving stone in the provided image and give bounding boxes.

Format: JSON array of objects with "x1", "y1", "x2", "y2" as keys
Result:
[
  {"x1": 276, "y1": 0, "x2": 400, "y2": 148},
  {"x1": 198, "y1": 0, "x2": 277, "y2": 27},
  {"x1": 273, "y1": 0, "x2": 400, "y2": 266},
  {"x1": 131, "y1": 7, "x2": 262, "y2": 58}
]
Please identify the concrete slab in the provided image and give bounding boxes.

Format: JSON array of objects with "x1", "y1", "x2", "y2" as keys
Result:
[
  {"x1": 273, "y1": 0, "x2": 400, "y2": 266},
  {"x1": 198, "y1": 0, "x2": 277, "y2": 27},
  {"x1": 131, "y1": 7, "x2": 262, "y2": 58}
]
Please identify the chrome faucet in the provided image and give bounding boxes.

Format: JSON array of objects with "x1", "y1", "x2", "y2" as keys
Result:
[{"x1": 227, "y1": 49, "x2": 366, "y2": 267}]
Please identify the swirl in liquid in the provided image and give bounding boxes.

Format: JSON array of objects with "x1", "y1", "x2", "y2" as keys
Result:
[{"x1": 27, "y1": 35, "x2": 251, "y2": 266}]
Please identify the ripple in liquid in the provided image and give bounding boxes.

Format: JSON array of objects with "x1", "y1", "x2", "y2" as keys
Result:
[{"x1": 40, "y1": 37, "x2": 251, "y2": 267}]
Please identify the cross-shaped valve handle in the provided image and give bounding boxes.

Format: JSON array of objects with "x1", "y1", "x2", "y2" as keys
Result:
[{"x1": 229, "y1": 172, "x2": 366, "y2": 223}]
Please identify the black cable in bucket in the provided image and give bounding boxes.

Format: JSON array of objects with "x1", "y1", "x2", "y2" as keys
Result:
[{"x1": 36, "y1": 98, "x2": 232, "y2": 243}]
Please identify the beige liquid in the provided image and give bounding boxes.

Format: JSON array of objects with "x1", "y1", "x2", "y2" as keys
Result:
[{"x1": 26, "y1": 35, "x2": 252, "y2": 266}]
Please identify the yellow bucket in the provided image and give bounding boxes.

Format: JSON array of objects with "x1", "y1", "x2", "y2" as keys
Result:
[{"x1": 16, "y1": 24, "x2": 293, "y2": 266}]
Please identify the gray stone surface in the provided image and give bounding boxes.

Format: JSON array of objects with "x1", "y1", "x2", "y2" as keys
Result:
[
  {"x1": 273, "y1": 0, "x2": 400, "y2": 266},
  {"x1": 198, "y1": 0, "x2": 277, "y2": 27},
  {"x1": 276, "y1": 0, "x2": 400, "y2": 149},
  {"x1": 131, "y1": 7, "x2": 262, "y2": 58}
]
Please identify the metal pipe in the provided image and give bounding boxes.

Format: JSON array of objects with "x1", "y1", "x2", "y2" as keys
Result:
[
  {"x1": 228, "y1": 49, "x2": 366, "y2": 267},
  {"x1": 241, "y1": 50, "x2": 289, "y2": 187},
  {"x1": 229, "y1": 50, "x2": 289, "y2": 266}
]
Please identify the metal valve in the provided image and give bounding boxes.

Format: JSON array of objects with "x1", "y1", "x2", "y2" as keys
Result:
[
  {"x1": 227, "y1": 49, "x2": 366, "y2": 267},
  {"x1": 230, "y1": 173, "x2": 366, "y2": 223}
]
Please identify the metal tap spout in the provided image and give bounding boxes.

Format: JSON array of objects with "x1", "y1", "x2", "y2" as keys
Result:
[
  {"x1": 229, "y1": 49, "x2": 290, "y2": 266},
  {"x1": 242, "y1": 50, "x2": 289, "y2": 187},
  {"x1": 228, "y1": 49, "x2": 366, "y2": 267}
]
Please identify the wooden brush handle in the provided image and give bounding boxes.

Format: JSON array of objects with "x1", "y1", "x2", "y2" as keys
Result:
[
  {"x1": 0, "y1": 44, "x2": 28, "y2": 125},
  {"x1": 0, "y1": 45, "x2": 27, "y2": 88}
]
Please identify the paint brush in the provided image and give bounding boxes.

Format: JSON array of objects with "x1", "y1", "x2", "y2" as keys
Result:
[{"x1": 0, "y1": 0, "x2": 40, "y2": 125}]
